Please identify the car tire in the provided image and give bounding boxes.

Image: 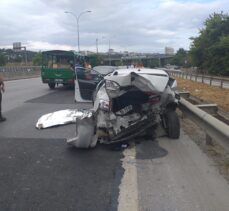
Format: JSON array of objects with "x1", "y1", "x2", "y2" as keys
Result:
[
  {"x1": 165, "y1": 111, "x2": 180, "y2": 139},
  {"x1": 48, "y1": 83, "x2": 55, "y2": 89}
]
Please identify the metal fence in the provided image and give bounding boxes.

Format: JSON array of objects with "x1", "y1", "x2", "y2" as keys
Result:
[
  {"x1": 0, "y1": 66, "x2": 41, "y2": 80},
  {"x1": 169, "y1": 71, "x2": 229, "y2": 89}
]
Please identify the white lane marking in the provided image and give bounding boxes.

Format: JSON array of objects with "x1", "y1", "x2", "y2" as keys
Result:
[{"x1": 118, "y1": 144, "x2": 138, "y2": 211}]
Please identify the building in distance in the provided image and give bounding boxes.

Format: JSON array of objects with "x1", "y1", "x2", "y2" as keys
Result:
[{"x1": 165, "y1": 47, "x2": 175, "y2": 55}]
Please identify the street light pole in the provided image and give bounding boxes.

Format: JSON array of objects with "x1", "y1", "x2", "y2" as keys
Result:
[
  {"x1": 65, "y1": 10, "x2": 91, "y2": 52},
  {"x1": 96, "y1": 38, "x2": 98, "y2": 54},
  {"x1": 108, "y1": 39, "x2": 111, "y2": 65}
]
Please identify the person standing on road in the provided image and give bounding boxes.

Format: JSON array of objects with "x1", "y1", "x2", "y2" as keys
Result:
[{"x1": 0, "y1": 75, "x2": 6, "y2": 122}]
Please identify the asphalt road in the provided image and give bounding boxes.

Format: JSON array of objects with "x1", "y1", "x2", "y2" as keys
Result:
[{"x1": 0, "y1": 78, "x2": 229, "y2": 211}]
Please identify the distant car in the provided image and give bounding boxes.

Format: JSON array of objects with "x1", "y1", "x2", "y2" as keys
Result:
[
  {"x1": 93, "y1": 66, "x2": 116, "y2": 76},
  {"x1": 69, "y1": 68, "x2": 180, "y2": 148}
]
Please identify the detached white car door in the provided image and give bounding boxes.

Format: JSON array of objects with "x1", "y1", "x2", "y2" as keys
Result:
[{"x1": 74, "y1": 67, "x2": 103, "y2": 102}]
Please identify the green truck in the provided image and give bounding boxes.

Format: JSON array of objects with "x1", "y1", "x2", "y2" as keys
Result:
[{"x1": 41, "y1": 50, "x2": 85, "y2": 89}]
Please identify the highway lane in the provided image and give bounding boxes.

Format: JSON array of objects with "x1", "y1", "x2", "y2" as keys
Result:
[
  {"x1": 0, "y1": 78, "x2": 123, "y2": 211},
  {"x1": 2, "y1": 78, "x2": 53, "y2": 112},
  {"x1": 122, "y1": 135, "x2": 229, "y2": 211},
  {"x1": 1, "y1": 78, "x2": 229, "y2": 211}
]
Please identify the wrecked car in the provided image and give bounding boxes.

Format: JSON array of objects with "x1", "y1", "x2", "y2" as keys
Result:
[{"x1": 67, "y1": 68, "x2": 180, "y2": 148}]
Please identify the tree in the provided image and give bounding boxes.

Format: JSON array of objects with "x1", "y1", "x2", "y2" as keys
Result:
[
  {"x1": 32, "y1": 52, "x2": 42, "y2": 65},
  {"x1": 88, "y1": 54, "x2": 103, "y2": 67},
  {"x1": 0, "y1": 54, "x2": 6, "y2": 66},
  {"x1": 190, "y1": 12, "x2": 229, "y2": 75},
  {"x1": 171, "y1": 48, "x2": 190, "y2": 67},
  {"x1": 148, "y1": 59, "x2": 160, "y2": 68}
]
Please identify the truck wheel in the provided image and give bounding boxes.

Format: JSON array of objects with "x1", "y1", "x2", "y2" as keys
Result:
[
  {"x1": 165, "y1": 111, "x2": 180, "y2": 139},
  {"x1": 48, "y1": 83, "x2": 55, "y2": 89}
]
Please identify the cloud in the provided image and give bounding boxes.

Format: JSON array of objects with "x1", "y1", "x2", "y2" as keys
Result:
[
  {"x1": 0, "y1": 0, "x2": 228, "y2": 53},
  {"x1": 26, "y1": 41, "x2": 74, "y2": 51}
]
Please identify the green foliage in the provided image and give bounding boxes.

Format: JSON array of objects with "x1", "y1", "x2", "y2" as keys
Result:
[
  {"x1": 32, "y1": 52, "x2": 42, "y2": 65},
  {"x1": 114, "y1": 60, "x2": 123, "y2": 66},
  {"x1": 0, "y1": 54, "x2": 6, "y2": 66},
  {"x1": 171, "y1": 48, "x2": 191, "y2": 67},
  {"x1": 88, "y1": 54, "x2": 103, "y2": 67},
  {"x1": 147, "y1": 59, "x2": 160, "y2": 68},
  {"x1": 190, "y1": 12, "x2": 229, "y2": 75},
  {"x1": 207, "y1": 36, "x2": 229, "y2": 75}
]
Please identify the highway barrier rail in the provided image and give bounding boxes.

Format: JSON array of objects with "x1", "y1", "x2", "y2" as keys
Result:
[
  {"x1": 178, "y1": 94, "x2": 229, "y2": 151},
  {"x1": 0, "y1": 66, "x2": 41, "y2": 80},
  {"x1": 169, "y1": 71, "x2": 229, "y2": 89}
]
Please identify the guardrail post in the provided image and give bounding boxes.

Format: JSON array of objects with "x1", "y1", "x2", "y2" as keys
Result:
[
  {"x1": 202, "y1": 75, "x2": 204, "y2": 83},
  {"x1": 196, "y1": 104, "x2": 218, "y2": 116},
  {"x1": 178, "y1": 91, "x2": 190, "y2": 99},
  {"x1": 195, "y1": 74, "x2": 197, "y2": 82},
  {"x1": 220, "y1": 80, "x2": 223, "y2": 88},
  {"x1": 210, "y1": 77, "x2": 212, "y2": 86}
]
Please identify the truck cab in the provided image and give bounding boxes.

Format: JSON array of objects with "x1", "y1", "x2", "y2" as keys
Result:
[{"x1": 41, "y1": 50, "x2": 84, "y2": 89}]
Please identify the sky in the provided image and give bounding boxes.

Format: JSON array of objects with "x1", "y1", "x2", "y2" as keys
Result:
[{"x1": 0, "y1": 0, "x2": 228, "y2": 53}]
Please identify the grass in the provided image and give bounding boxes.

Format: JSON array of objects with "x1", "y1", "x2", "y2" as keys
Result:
[{"x1": 176, "y1": 77, "x2": 229, "y2": 112}]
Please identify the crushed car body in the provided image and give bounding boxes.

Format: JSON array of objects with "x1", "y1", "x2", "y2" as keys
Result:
[{"x1": 68, "y1": 68, "x2": 180, "y2": 148}]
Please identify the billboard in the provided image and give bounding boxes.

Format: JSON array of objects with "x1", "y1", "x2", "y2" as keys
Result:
[{"x1": 13, "y1": 42, "x2": 22, "y2": 51}]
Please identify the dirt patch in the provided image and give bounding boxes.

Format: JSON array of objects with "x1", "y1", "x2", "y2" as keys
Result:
[{"x1": 175, "y1": 77, "x2": 229, "y2": 112}]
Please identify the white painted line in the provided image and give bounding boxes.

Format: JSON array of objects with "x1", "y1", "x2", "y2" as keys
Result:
[{"x1": 118, "y1": 144, "x2": 138, "y2": 211}]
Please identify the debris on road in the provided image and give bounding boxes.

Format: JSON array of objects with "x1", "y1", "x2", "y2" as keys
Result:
[{"x1": 36, "y1": 109, "x2": 92, "y2": 129}]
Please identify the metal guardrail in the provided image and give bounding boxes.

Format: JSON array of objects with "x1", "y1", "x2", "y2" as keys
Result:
[
  {"x1": 179, "y1": 97, "x2": 229, "y2": 151},
  {"x1": 169, "y1": 71, "x2": 229, "y2": 89},
  {"x1": 0, "y1": 66, "x2": 41, "y2": 72},
  {"x1": 0, "y1": 66, "x2": 41, "y2": 80}
]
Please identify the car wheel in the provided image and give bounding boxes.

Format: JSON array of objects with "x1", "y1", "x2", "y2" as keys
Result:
[
  {"x1": 48, "y1": 83, "x2": 55, "y2": 89},
  {"x1": 165, "y1": 111, "x2": 180, "y2": 139}
]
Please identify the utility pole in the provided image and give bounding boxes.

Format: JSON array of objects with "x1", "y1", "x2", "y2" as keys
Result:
[
  {"x1": 22, "y1": 47, "x2": 27, "y2": 65},
  {"x1": 109, "y1": 39, "x2": 111, "y2": 65},
  {"x1": 96, "y1": 38, "x2": 98, "y2": 54}
]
